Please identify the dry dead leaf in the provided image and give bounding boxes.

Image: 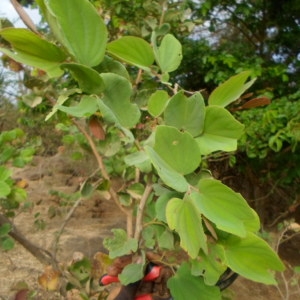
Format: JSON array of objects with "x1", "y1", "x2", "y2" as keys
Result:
[{"x1": 38, "y1": 265, "x2": 61, "y2": 291}]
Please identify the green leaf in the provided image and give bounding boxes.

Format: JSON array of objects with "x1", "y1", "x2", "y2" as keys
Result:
[
  {"x1": 166, "y1": 198, "x2": 207, "y2": 258},
  {"x1": 124, "y1": 151, "x2": 152, "y2": 173},
  {"x1": 95, "y1": 55, "x2": 129, "y2": 80},
  {"x1": 223, "y1": 233, "x2": 285, "y2": 284},
  {"x1": 157, "y1": 228, "x2": 174, "y2": 250},
  {"x1": 145, "y1": 146, "x2": 189, "y2": 193},
  {"x1": 119, "y1": 263, "x2": 144, "y2": 285},
  {"x1": 68, "y1": 257, "x2": 91, "y2": 283},
  {"x1": 107, "y1": 36, "x2": 154, "y2": 71},
  {"x1": 148, "y1": 90, "x2": 170, "y2": 117},
  {"x1": 1, "y1": 237, "x2": 15, "y2": 251},
  {"x1": 155, "y1": 191, "x2": 179, "y2": 223},
  {"x1": 0, "y1": 181, "x2": 11, "y2": 197},
  {"x1": 45, "y1": 88, "x2": 82, "y2": 121},
  {"x1": 164, "y1": 92, "x2": 205, "y2": 137},
  {"x1": 168, "y1": 262, "x2": 221, "y2": 300},
  {"x1": 45, "y1": 0, "x2": 107, "y2": 66},
  {"x1": 0, "y1": 27, "x2": 66, "y2": 77},
  {"x1": 192, "y1": 244, "x2": 226, "y2": 285},
  {"x1": 0, "y1": 28, "x2": 65, "y2": 60},
  {"x1": 154, "y1": 126, "x2": 201, "y2": 175},
  {"x1": 191, "y1": 179, "x2": 260, "y2": 237},
  {"x1": 208, "y1": 71, "x2": 256, "y2": 107},
  {"x1": 0, "y1": 223, "x2": 12, "y2": 236},
  {"x1": 196, "y1": 106, "x2": 244, "y2": 155},
  {"x1": 103, "y1": 229, "x2": 138, "y2": 259},
  {"x1": 0, "y1": 166, "x2": 12, "y2": 181},
  {"x1": 156, "y1": 34, "x2": 182, "y2": 73},
  {"x1": 58, "y1": 95, "x2": 98, "y2": 118},
  {"x1": 100, "y1": 73, "x2": 140, "y2": 128},
  {"x1": 61, "y1": 63, "x2": 104, "y2": 94}
]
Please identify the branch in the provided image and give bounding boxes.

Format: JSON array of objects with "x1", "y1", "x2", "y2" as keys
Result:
[
  {"x1": 10, "y1": 0, "x2": 39, "y2": 34},
  {"x1": 72, "y1": 119, "x2": 133, "y2": 236},
  {"x1": 0, "y1": 213, "x2": 57, "y2": 267}
]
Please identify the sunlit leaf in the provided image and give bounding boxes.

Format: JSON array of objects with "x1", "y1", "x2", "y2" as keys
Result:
[
  {"x1": 166, "y1": 197, "x2": 207, "y2": 258},
  {"x1": 168, "y1": 262, "x2": 221, "y2": 300},
  {"x1": 196, "y1": 106, "x2": 244, "y2": 155},
  {"x1": 191, "y1": 179, "x2": 260, "y2": 237},
  {"x1": 209, "y1": 71, "x2": 256, "y2": 107},
  {"x1": 154, "y1": 126, "x2": 201, "y2": 175},
  {"x1": 164, "y1": 92, "x2": 205, "y2": 137},
  {"x1": 107, "y1": 36, "x2": 154, "y2": 71},
  {"x1": 223, "y1": 233, "x2": 285, "y2": 284}
]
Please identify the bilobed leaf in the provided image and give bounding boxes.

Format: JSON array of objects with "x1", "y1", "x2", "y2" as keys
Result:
[
  {"x1": 58, "y1": 95, "x2": 98, "y2": 118},
  {"x1": 209, "y1": 71, "x2": 256, "y2": 107},
  {"x1": 45, "y1": 0, "x2": 107, "y2": 66},
  {"x1": 154, "y1": 126, "x2": 201, "y2": 175},
  {"x1": 107, "y1": 36, "x2": 154, "y2": 71},
  {"x1": 148, "y1": 90, "x2": 170, "y2": 117},
  {"x1": 191, "y1": 178, "x2": 260, "y2": 237},
  {"x1": 168, "y1": 263, "x2": 221, "y2": 300},
  {"x1": 145, "y1": 146, "x2": 189, "y2": 193},
  {"x1": 156, "y1": 34, "x2": 182, "y2": 73},
  {"x1": 100, "y1": 73, "x2": 140, "y2": 128},
  {"x1": 164, "y1": 92, "x2": 205, "y2": 137},
  {"x1": 166, "y1": 198, "x2": 207, "y2": 258},
  {"x1": 196, "y1": 106, "x2": 244, "y2": 155},
  {"x1": 61, "y1": 63, "x2": 104, "y2": 94},
  {"x1": 103, "y1": 229, "x2": 138, "y2": 259},
  {"x1": 223, "y1": 233, "x2": 285, "y2": 284}
]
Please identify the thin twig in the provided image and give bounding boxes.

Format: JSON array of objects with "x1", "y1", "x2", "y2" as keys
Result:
[
  {"x1": 51, "y1": 196, "x2": 83, "y2": 257},
  {"x1": 134, "y1": 175, "x2": 153, "y2": 240}
]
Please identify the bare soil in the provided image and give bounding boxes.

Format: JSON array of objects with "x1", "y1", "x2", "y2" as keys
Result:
[{"x1": 0, "y1": 153, "x2": 299, "y2": 299}]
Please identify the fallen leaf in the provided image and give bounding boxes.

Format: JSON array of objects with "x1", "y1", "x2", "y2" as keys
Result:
[{"x1": 38, "y1": 265, "x2": 61, "y2": 291}]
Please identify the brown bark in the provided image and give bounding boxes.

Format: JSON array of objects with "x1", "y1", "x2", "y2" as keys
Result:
[{"x1": 0, "y1": 213, "x2": 57, "y2": 267}]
